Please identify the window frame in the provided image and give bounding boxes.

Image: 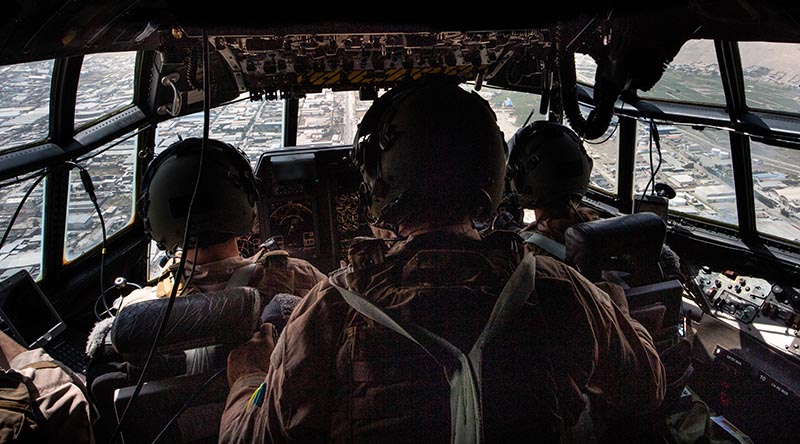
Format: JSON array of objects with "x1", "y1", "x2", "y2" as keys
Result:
[
  {"x1": 62, "y1": 130, "x2": 140, "y2": 264},
  {"x1": 73, "y1": 51, "x2": 139, "y2": 132},
  {"x1": 597, "y1": 39, "x2": 800, "y2": 257},
  {"x1": 0, "y1": 60, "x2": 56, "y2": 155}
]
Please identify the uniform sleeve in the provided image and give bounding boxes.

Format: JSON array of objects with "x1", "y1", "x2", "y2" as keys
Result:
[
  {"x1": 10, "y1": 349, "x2": 94, "y2": 444},
  {"x1": 219, "y1": 282, "x2": 349, "y2": 444},
  {"x1": 561, "y1": 264, "x2": 666, "y2": 414},
  {"x1": 219, "y1": 373, "x2": 269, "y2": 443},
  {"x1": 286, "y1": 259, "x2": 327, "y2": 297},
  {"x1": 535, "y1": 257, "x2": 665, "y2": 416}
]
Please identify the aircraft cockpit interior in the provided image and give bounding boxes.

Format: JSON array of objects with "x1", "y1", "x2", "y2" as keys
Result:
[{"x1": 0, "y1": 1, "x2": 799, "y2": 443}]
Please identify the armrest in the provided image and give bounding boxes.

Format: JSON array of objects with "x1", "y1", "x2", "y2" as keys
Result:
[{"x1": 624, "y1": 279, "x2": 683, "y2": 328}]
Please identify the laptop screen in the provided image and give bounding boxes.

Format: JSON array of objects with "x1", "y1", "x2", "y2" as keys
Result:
[{"x1": 0, "y1": 270, "x2": 65, "y2": 348}]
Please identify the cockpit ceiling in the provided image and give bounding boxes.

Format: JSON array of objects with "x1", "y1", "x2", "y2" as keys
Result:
[
  {"x1": 2, "y1": 1, "x2": 800, "y2": 66},
  {"x1": 210, "y1": 32, "x2": 551, "y2": 97}
]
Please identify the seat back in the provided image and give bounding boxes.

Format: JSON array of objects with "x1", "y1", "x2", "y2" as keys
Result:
[
  {"x1": 565, "y1": 212, "x2": 667, "y2": 287},
  {"x1": 110, "y1": 288, "x2": 262, "y2": 443},
  {"x1": 111, "y1": 288, "x2": 262, "y2": 373}
]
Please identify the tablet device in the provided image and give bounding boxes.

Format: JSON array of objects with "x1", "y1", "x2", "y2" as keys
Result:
[{"x1": 0, "y1": 270, "x2": 66, "y2": 349}]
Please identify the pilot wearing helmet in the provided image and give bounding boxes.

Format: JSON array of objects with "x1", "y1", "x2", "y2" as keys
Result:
[
  {"x1": 503, "y1": 121, "x2": 600, "y2": 253},
  {"x1": 505, "y1": 121, "x2": 681, "y2": 278},
  {"x1": 86, "y1": 137, "x2": 325, "y2": 439},
  {"x1": 218, "y1": 79, "x2": 664, "y2": 443},
  {"x1": 125, "y1": 137, "x2": 325, "y2": 305}
]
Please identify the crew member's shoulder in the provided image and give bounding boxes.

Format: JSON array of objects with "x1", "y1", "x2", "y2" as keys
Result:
[
  {"x1": 532, "y1": 254, "x2": 577, "y2": 279},
  {"x1": 253, "y1": 248, "x2": 319, "y2": 272},
  {"x1": 286, "y1": 255, "x2": 321, "y2": 271},
  {"x1": 254, "y1": 248, "x2": 290, "y2": 267},
  {"x1": 118, "y1": 285, "x2": 159, "y2": 311},
  {"x1": 288, "y1": 276, "x2": 348, "y2": 317},
  {"x1": 532, "y1": 254, "x2": 608, "y2": 303}
]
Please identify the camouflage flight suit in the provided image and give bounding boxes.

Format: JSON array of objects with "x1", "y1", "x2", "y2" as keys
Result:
[
  {"x1": 87, "y1": 247, "x2": 325, "y2": 440},
  {"x1": 5, "y1": 348, "x2": 93, "y2": 443},
  {"x1": 219, "y1": 228, "x2": 665, "y2": 444},
  {"x1": 120, "y1": 247, "x2": 325, "y2": 309}
]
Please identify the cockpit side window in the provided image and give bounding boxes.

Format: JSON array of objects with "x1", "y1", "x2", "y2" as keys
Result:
[
  {"x1": 0, "y1": 60, "x2": 53, "y2": 152},
  {"x1": 568, "y1": 104, "x2": 620, "y2": 195},
  {"x1": 64, "y1": 131, "x2": 138, "y2": 261},
  {"x1": 574, "y1": 53, "x2": 597, "y2": 86},
  {"x1": 0, "y1": 176, "x2": 45, "y2": 280},
  {"x1": 640, "y1": 39, "x2": 726, "y2": 106},
  {"x1": 750, "y1": 140, "x2": 800, "y2": 243},
  {"x1": 738, "y1": 42, "x2": 800, "y2": 116},
  {"x1": 634, "y1": 123, "x2": 738, "y2": 227},
  {"x1": 74, "y1": 52, "x2": 137, "y2": 130},
  {"x1": 479, "y1": 87, "x2": 544, "y2": 140}
]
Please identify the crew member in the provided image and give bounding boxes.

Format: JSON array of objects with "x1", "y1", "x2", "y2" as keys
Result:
[
  {"x1": 504, "y1": 121, "x2": 599, "y2": 255},
  {"x1": 87, "y1": 137, "x2": 325, "y2": 441},
  {"x1": 125, "y1": 137, "x2": 325, "y2": 305},
  {"x1": 506, "y1": 121, "x2": 681, "y2": 278},
  {"x1": 219, "y1": 80, "x2": 665, "y2": 443},
  {"x1": 0, "y1": 330, "x2": 92, "y2": 443}
]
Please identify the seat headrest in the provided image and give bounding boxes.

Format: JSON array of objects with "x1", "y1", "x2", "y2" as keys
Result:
[
  {"x1": 565, "y1": 212, "x2": 666, "y2": 284},
  {"x1": 111, "y1": 288, "x2": 262, "y2": 365}
]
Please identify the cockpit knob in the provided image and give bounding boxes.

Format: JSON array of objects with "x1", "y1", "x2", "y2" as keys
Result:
[
  {"x1": 772, "y1": 284, "x2": 787, "y2": 303},
  {"x1": 790, "y1": 291, "x2": 800, "y2": 311},
  {"x1": 114, "y1": 277, "x2": 128, "y2": 289}
]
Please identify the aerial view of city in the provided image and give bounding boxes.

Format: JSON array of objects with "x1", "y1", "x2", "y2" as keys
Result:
[
  {"x1": 574, "y1": 40, "x2": 800, "y2": 242},
  {"x1": 2, "y1": 39, "x2": 800, "y2": 280}
]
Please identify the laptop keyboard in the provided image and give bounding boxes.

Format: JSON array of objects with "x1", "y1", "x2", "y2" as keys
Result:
[{"x1": 45, "y1": 340, "x2": 88, "y2": 374}]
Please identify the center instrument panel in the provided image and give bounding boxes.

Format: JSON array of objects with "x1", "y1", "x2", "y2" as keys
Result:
[{"x1": 253, "y1": 146, "x2": 372, "y2": 274}]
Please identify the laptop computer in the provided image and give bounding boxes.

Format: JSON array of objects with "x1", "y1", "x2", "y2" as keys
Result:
[{"x1": 0, "y1": 270, "x2": 87, "y2": 373}]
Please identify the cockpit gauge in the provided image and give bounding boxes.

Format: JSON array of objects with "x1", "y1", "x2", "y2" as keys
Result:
[{"x1": 268, "y1": 200, "x2": 316, "y2": 251}]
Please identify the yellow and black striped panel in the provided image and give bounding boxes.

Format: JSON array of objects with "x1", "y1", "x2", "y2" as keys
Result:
[{"x1": 294, "y1": 65, "x2": 486, "y2": 89}]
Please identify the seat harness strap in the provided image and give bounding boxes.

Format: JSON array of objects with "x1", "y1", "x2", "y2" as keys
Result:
[
  {"x1": 519, "y1": 231, "x2": 566, "y2": 261},
  {"x1": 225, "y1": 263, "x2": 259, "y2": 289},
  {"x1": 330, "y1": 253, "x2": 537, "y2": 444}
]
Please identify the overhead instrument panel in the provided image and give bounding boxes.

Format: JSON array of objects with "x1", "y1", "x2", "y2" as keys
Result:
[
  {"x1": 209, "y1": 31, "x2": 553, "y2": 97},
  {"x1": 152, "y1": 31, "x2": 554, "y2": 118}
]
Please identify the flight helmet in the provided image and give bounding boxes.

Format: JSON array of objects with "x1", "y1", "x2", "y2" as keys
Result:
[
  {"x1": 351, "y1": 78, "x2": 507, "y2": 228},
  {"x1": 507, "y1": 121, "x2": 593, "y2": 208},
  {"x1": 139, "y1": 137, "x2": 259, "y2": 252}
]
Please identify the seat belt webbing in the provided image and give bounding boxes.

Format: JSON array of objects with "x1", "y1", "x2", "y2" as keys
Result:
[
  {"x1": 520, "y1": 231, "x2": 566, "y2": 261},
  {"x1": 330, "y1": 253, "x2": 537, "y2": 444},
  {"x1": 225, "y1": 263, "x2": 258, "y2": 289}
]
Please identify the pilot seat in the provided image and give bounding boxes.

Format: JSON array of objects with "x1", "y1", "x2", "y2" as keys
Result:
[
  {"x1": 565, "y1": 212, "x2": 693, "y2": 441},
  {"x1": 565, "y1": 212, "x2": 683, "y2": 330},
  {"x1": 105, "y1": 288, "x2": 264, "y2": 443}
]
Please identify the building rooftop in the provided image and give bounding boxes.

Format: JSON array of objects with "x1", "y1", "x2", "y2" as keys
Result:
[{"x1": 775, "y1": 186, "x2": 800, "y2": 203}]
